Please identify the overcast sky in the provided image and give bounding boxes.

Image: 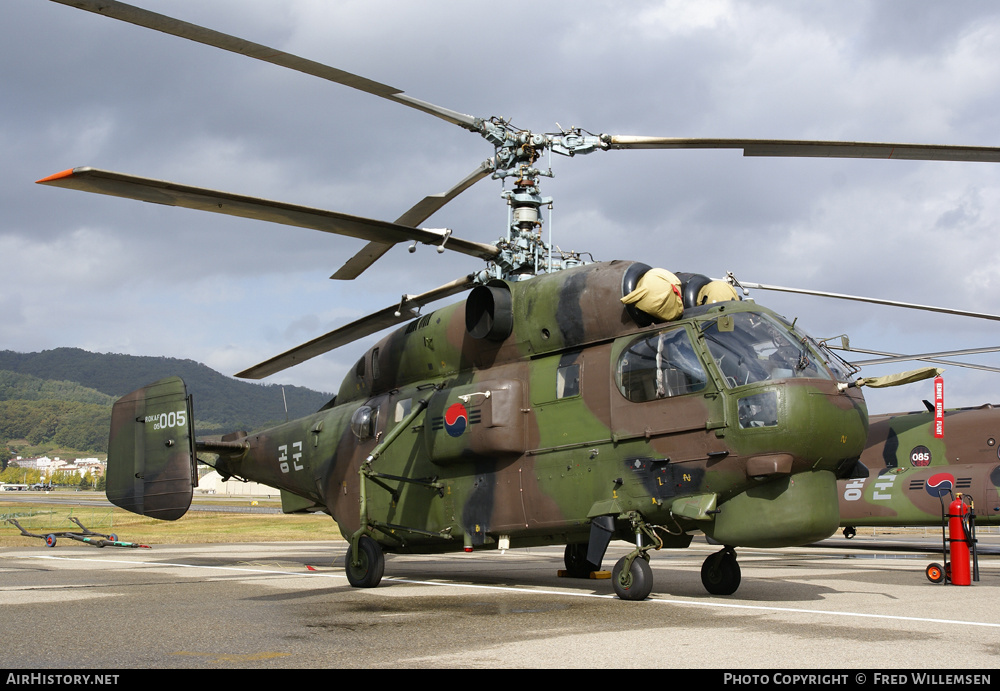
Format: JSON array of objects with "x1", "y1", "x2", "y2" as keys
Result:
[{"x1": 5, "y1": 0, "x2": 1000, "y2": 415}]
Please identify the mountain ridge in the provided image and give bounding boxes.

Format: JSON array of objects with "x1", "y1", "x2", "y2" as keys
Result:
[{"x1": 0, "y1": 348, "x2": 335, "y2": 452}]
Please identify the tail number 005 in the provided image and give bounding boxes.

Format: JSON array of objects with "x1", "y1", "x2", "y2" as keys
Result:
[{"x1": 147, "y1": 410, "x2": 187, "y2": 430}]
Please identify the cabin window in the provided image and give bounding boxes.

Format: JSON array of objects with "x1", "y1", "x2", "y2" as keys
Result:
[
  {"x1": 738, "y1": 391, "x2": 778, "y2": 428},
  {"x1": 617, "y1": 328, "x2": 707, "y2": 402},
  {"x1": 557, "y1": 363, "x2": 581, "y2": 399}
]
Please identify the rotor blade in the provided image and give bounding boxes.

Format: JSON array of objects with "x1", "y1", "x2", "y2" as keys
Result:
[
  {"x1": 37, "y1": 167, "x2": 498, "y2": 262},
  {"x1": 50, "y1": 0, "x2": 480, "y2": 132},
  {"x1": 330, "y1": 242, "x2": 397, "y2": 282},
  {"x1": 606, "y1": 137, "x2": 1000, "y2": 162},
  {"x1": 331, "y1": 158, "x2": 495, "y2": 280},
  {"x1": 235, "y1": 275, "x2": 477, "y2": 379},
  {"x1": 733, "y1": 280, "x2": 1000, "y2": 322},
  {"x1": 833, "y1": 345, "x2": 1000, "y2": 373},
  {"x1": 392, "y1": 159, "x2": 496, "y2": 228}
]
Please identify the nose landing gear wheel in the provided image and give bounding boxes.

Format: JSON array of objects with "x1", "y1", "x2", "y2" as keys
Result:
[
  {"x1": 612, "y1": 555, "x2": 653, "y2": 601},
  {"x1": 701, "y1": 547, "x2": 741, "y2": 595},
  {"x1": 345, "y1": 535, "x2": 385, "y2": 588}
]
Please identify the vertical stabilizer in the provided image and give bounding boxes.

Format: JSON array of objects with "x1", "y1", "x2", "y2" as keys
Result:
[{"x1": 107, "y1": 377, "x2": 197, "y2": 520}]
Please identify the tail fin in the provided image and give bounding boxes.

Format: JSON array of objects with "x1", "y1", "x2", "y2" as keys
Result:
[{"x1": 107, "y1": 377, "x2": 197, "y2": 520}]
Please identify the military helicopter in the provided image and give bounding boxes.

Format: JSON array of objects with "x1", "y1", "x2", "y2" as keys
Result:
[
  {"x1": 839, "y1": 403, "x2": 1000, "y2": 532},
  {"x1": 36, "y1": 0, "x2": 1000, "y2": 600}
]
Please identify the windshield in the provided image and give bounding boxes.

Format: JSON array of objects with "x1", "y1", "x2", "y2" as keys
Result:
[
  {"x1": 701, "y1": 312, "x2": 834, "y2": 388},
  {"x1": 772, "y1": 316, "x2": 858, "y2": 383},
  {"x1": 807, "y1": 335, "x2": 858, "y2": 383}
]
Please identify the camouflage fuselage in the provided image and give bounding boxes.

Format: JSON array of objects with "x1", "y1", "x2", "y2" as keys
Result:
[{"x1": 215, "y1": 261, "x2": 869, "y2": 553}]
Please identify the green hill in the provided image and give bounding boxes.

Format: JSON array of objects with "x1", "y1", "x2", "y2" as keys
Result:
[{"x1": 0, "y1": 348, "x2": 335, "y2": 455}]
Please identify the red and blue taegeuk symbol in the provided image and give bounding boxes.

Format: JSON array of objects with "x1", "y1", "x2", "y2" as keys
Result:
[
  {"x1": 444, "y1": 402, "x2": 469, "y2": 437},
  {"x1": 925, "y1": 473, "x2": 955, "y2": 498}
]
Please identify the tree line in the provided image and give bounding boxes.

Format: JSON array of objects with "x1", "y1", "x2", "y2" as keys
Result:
[
  {"x1": 0, "y1": 348, "x2": 334, "y2": 459},
  {"x1": 0, "y1": 398, "x2": 111, "y2": 453}
]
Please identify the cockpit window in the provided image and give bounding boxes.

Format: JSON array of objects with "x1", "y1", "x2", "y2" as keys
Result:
[
  {"x1": 809, "y1": 337, "x2": 857, "y2": 383},
  {"x1": 617, "y1": 327, "x2": 708, "y2": 401},
  {"x1": 702, "y1": 312, "x2": 833, "y2": 388},
  {"x1": 772, "y1": 316, "x2": 858, "y2": 383}
]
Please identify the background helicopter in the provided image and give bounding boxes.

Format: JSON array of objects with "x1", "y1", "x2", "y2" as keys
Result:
[
  {"x1": 12, "y1": 1, "x2": 1000, "y2": 599},
  {"x1": 838, "y1": 403, "x2": 1000, "y2": 531}
]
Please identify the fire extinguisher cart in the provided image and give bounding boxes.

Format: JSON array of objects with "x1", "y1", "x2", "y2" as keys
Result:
[{"x1": 925, "y1": 493, "x2": 979, "y2": 585}]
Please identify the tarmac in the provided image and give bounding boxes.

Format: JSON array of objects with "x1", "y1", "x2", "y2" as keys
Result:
[{"x1": 2, "y1": 530, "x2": 999, "y2": 671}]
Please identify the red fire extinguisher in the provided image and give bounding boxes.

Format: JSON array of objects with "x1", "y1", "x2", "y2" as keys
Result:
[{"x1": 947, "y1": 494, "x2": 972, "y2": 586}]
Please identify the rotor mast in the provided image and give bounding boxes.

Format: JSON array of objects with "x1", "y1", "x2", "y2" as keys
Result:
[{"x1": 479, "y1": 118, "x2": 605, "y2": 280}]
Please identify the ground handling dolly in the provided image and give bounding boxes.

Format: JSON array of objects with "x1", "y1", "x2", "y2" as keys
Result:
[{"x1": 6, "y1": 516, "x2": 150, "y2": 549}]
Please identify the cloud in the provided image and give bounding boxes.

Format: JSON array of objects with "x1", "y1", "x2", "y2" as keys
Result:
[{"x1": 5, "y1": 0, "x2": 1000, "y2": 409}]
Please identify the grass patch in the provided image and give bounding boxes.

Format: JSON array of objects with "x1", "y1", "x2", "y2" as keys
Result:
[{"x1": 0, "y1": 500, "x2": 344, "y2": 547}]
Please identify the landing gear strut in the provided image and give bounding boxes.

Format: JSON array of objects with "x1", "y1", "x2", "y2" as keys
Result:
[
  {"x1": 701, "y1": 547, "x2": 741, "y2": 595},
  {"x1": 611, "y1": 512, "x2": 662, "y2": 601},
  {"x1": 564, "y1": 543, "x2": 601, "y2": 578}
]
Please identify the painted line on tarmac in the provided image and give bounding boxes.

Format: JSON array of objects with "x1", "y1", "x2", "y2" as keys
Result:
[{"x1": 29, "y1": 554, "x2": 1000, "y2": 630}]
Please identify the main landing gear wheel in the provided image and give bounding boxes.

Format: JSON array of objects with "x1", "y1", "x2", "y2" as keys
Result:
[
  {"x1": 345, "y1": 535, "x2": 385, "y2": 588},
  {"x1": 701, "y1": 547, "x2": 741, "y2": 595},
  {"x1": 612, "y1": 555, "x2": 653, "y2": 601},
  {"x1": 564, "y1": 543, "x2": 601, "y2": 578}
]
